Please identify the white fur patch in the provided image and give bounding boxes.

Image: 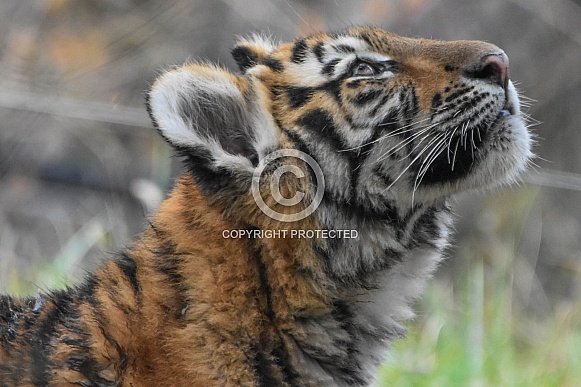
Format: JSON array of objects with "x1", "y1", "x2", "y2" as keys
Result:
[
  {"x1": 149, "y1": 65, "x2": 279, "y2": 171},
  {"x1": 237, "y1": 33, "x2": 278, "y2": 54},
  {"x1": 330, "y1": 35, "x2": 369, "y2": 52}
]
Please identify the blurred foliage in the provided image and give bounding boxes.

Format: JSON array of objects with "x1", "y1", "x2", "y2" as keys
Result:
[
  {"x1": 381, "y1": 186, "x2": 581, "y2": 386},
  {"x1": 380, "y1": 270, "x2": 581, "y2": 386},
  {"x1": 0, "y1": 0, "x2": 580, "y2": 384}
]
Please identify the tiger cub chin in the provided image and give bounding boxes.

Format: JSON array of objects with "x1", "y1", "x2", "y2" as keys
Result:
[{"x1": 1, "y1": 27, "x2": 531, "y2": 386}]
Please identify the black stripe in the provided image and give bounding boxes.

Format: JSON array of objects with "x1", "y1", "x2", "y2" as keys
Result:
[
  {"x1": 373, "y1": 164, "x2": 395, "y2": 187},
  {"x1": 253, "y1": 348, "x2": 281, "y2": 387},
  {"x1": 404, "y1": 205, "x2": 445, "y2": 249},
  {"x1": 145, "y1": 223, "x2": 191, "y2": 318},
  {"x1": 313, "y1": 241, "x2": 336, "y2": 282},
  {"x1": 114, "y1": 253, "x2": 141, "y2": 299},
  {"x1": 282, "y1": 128, "x2": 311, "y2": 157},
  {"x1": 432, "y1": 91, "x2": 488, "y2": 121},
  {"x1": 77, "y1": 273, "x2": 99, "y2": 305},
  {"x1": 317, "y1": 79, "x2": 343, "y2": 105},
  {"x1": 444, "y1": 86, "x2": 473, "y2": 103},
  {"x1": 231, "y1": 45, "x2": 259, "y2": 72},
  {"x1": 250, "y1": 232, "x2": 275, "y2": 322},
  {"x1": 321, "y1": 194, "x2": 400, "y2": 231},
  {"x1": 346, "y1": 113, "x2": 400, "y2": 203},
  {"x1": 257, "y1": 259, "x2": 275, "y2": 321},
  {"x1": 295, "y1": 108, "x2": 361, "y2": 193},
  {"x1": 370, "y1": 92, "x2": 394, "y2": 116},
  {"x1": 247, "y1": 229, "x2": 300, "y2": 386},
  {"x1": 373, "y1": 111, "x2": 399, "y2": 138},
  {"x1": 432, "y1": 93, "x2": 442, "y2": 108},
  {"x1": 291, "y1": 39, "x2": 309, "y2": 63},
  {"x1": 250, "y1": 337, "x2": 301, "y2": 387},
  {"x1": 260, "y1": 57, "x2": 284, "y2": 72},
  {"x1": 352, "y1": 89, "x2": 383, "y2": 106},
  {"x1": 83, "y1": 279, "x2": 130, "y2": 378},
  {"x1": 105, "y1": 285, "x2": 136, "y2": 317},
  {"x1": 356, "y1": 32, "x2": 374, "y2": 48},
  {"x1": 281, "y1": 128, "x2": 322, "y2": 197},
  {"x1": 348, "y1": 120, "x2": 389, "y2": 200},
  {"x1": 346, "y1": 79, "x2": 362, "y2": 89},
  {"x1": 65, "y1": 355, "x2": 116, "y2": 386},
  {"x1": 30, "y1": 290, "x2": 74, "y2": 385},
  {"x1": 415, "y1": 206, "x2": 442, "y2": 241},
  {"x1": 321, "y1": 58, "x2": 341, "y2": 76},
  {"x1": 58, "y1": 305, "x2": 116, "y2": 386},
  {"x1": 154, "y1": 242, "x2": 185, "y2": 285},
  {"x1": 403, "y1": 85, "x2": 419, "y2": 126},
  {"x1": 383, "y1": 247, "x2": 403, "y2": 264},
  {"x1": 286, "y1": 322, "x2": 365, "y2": 386},
  {"x1": 296, "y1": 108, "x2": 347, "y2": 152},
  {"x1": 182, "y1": 149, "x2": 244, "y2": 198},
  {"x1": 151, "y1": 238, "x2": 191, "y2": 319},
  {"x1": 286, "y1": 86, "x2": 315, "y2": 108},
  {"x1": 451, "y1": 94, "x2": 485, "y2": 115},
  {"x1": 313, "y1": 42, "x2": 325, "y2": 62},
  {"x1": 271, "y1": 342, "x2": 301, "y2": 385},
  {"x1": 334, "y1": 44, "x2": 355, "y2": 54}
]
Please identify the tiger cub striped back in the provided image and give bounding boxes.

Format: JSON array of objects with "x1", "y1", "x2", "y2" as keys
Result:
[{"x1": 1, "y1": 27, "x2": 531, "y2": 386}]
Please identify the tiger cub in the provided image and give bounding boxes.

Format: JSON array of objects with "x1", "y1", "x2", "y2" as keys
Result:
[{"x1": 0, "y1": 27, "x2": 531, "y2": 386}]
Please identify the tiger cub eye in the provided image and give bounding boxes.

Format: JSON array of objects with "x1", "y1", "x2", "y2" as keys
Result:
[{"x1": 353, "y1": 62, "x2": 377, "y2": 77}]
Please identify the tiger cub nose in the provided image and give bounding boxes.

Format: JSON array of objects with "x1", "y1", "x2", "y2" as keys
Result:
[{"x1": 463, "y1": 53, "x2": 509, "y2": 89}]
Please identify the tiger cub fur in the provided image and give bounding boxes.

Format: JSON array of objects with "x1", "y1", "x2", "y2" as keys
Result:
[{"x1": 0, "y1": 27, "x2": 531, "y2": 386}]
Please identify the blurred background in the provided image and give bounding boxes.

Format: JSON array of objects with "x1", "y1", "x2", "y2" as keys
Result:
[{"x1": 0, "y1": 0, "x2": 580, "y2": 385}]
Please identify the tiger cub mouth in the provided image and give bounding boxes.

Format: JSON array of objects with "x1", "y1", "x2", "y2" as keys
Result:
[{"x1": 414, "y1": 74, "x2": 525, "y2": 188}]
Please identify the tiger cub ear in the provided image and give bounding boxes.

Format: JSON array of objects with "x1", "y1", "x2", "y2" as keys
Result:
[
  {"x1": 147, "y1": 63, "x2": 279, "y2": 170},
  {"x1": 231, "y1": 35, "x2": 276, "y2": 73}
]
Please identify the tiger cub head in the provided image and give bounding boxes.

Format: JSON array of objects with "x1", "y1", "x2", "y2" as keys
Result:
[{"x1": 147, "y1": 26, "x2": 531, "y2": 227}]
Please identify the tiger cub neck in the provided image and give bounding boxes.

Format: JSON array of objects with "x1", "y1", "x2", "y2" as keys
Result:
[{"x1": 146, "y1": 173, "x2": 452, "y2": 385}]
